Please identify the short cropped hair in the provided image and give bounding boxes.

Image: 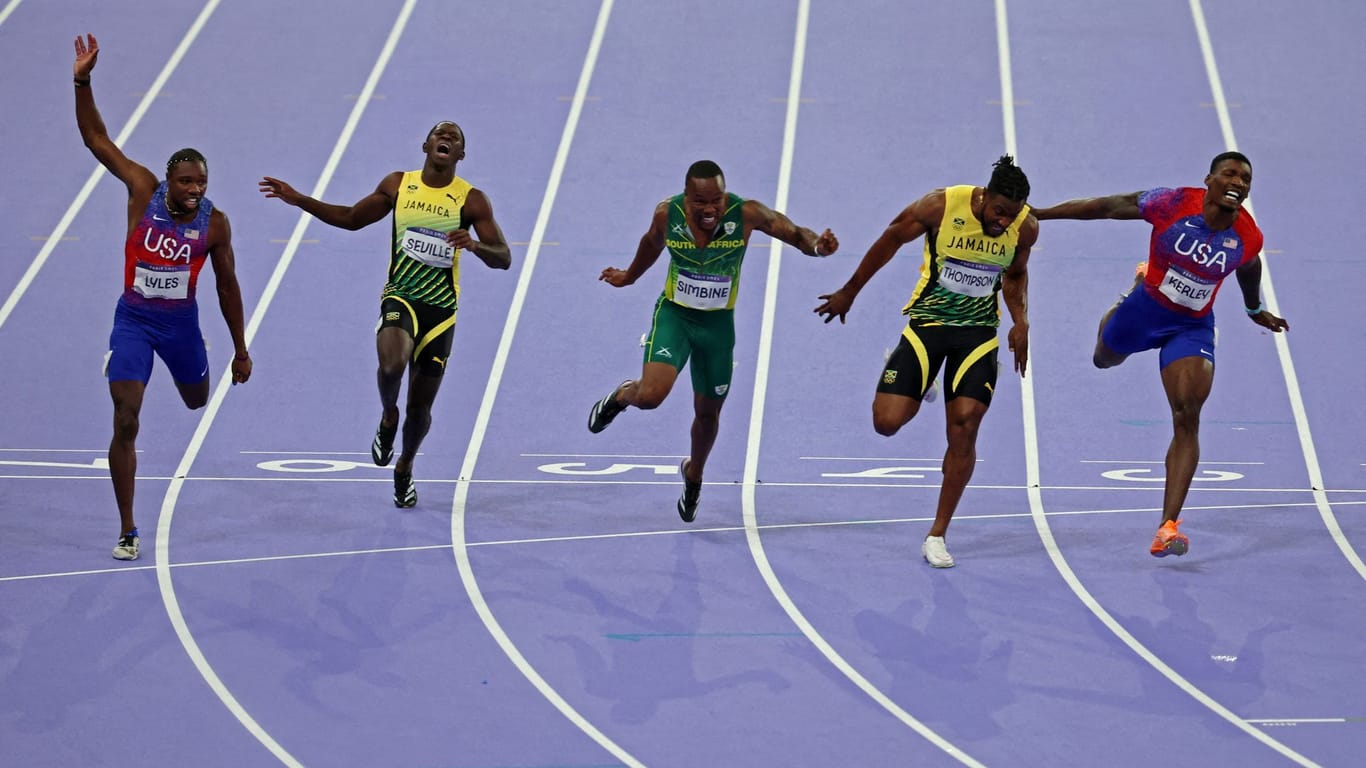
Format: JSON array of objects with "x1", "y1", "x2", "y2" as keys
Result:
[
  {"x1": 1209, "y1": 150, "x2": 1251, "y2": 173},
  {"x1": 686, "y1": 160, "x2": 725, "y2": 185}
]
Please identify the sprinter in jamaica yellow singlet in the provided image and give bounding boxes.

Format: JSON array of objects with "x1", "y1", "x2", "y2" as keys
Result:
[
  {"x1": 587, "y1": 160, "x2": 839, "y2": 523},
  {"x1": 260, "y1": 122, "x2": 511, "y2": 507},
  {"x1": 816, "y1": 156, "x2": 1038, "y2": 568}
]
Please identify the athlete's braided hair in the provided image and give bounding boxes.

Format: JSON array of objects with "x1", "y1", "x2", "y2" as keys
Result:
[
  {"x1": 1210, "y1": 150, "x2": 1251, "y2": 173},
  {"x1": 987, "y1": 154, "x2": 1029, "y2": 202},
  {"x1": 686, "y1": 159, "x2": 725, "y2": 185},
  {"x1": 165, "y1": 147, "x2": 207, "y2": 176}
]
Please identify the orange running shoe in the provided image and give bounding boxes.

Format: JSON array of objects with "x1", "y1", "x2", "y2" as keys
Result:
[{"x1": 1149, "y1": 519, "x2": 1189, "y2": 557}]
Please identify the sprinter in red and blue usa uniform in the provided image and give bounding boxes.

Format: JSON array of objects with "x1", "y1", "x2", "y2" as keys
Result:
[
  {"x1": 1033, "y1": 151, "x2": 1289, "y2": 559},
  {"x1": 74, "y1": 34, "x2": 252, "y2": 561}
]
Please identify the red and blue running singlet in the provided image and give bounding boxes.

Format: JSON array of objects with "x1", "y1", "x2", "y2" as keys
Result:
[
  {"x1": 122, "y1": 181, "x2": 212, "y2": 310},
  {"x1": 1137, "y1": 187, "x2": 1263, "y2": 318}
]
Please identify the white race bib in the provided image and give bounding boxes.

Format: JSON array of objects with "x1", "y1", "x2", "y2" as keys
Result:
[
  {"x1": 673, "y1": 269, "x2": 733, "y2": 310},
  {"x1": 402, "y1": 226, "x2": 454, "y2": 268},
  {"x1": 133, "y1": 263, "x2": 190, "y2": 300},
  {"x1": 938, "y1": 257, "x2": 1001, "y2": 297},
  {"x1": 1158, "y1": 267, "x2": 1216, "y2": 311}
]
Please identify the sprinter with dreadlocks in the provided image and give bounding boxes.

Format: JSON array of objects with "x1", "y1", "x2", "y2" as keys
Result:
[
  {"x1": 73, "y1": 33, "x2": 252, "y2": 561},
  {"x1": 815, "y1": 155, "x2": 1037, "y2": 568}
]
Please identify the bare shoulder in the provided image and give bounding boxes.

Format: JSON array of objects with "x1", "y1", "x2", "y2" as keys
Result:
[{"x1": 204, "y1": 207, "x2": 232, "y2": 248}]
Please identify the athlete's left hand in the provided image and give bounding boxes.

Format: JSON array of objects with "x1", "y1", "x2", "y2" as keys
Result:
[
  {"x1": 1249, "y1": 310, "x2": 1289, "y2": 333},
  {"x1": 1007, "y1": 322, "x2": 1029, "y2": 376},
  {"x1": 231, "y1": 353, "x2": 252, "y2": 385},
  {"x1": 812, "y1": 229, "x2": 839, "y2": 257}
]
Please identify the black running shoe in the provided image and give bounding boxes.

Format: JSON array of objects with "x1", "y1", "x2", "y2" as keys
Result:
[
  {"x1": 677, "y1": 459, "x2": 701, "y2": 523},
  {"x1": 394, "y1": 470, "x2": 417, "y2": 508},
  {"x1": 587, "y1": 381, "x2": 629, "y2": 434},
  {"x1": 372, "y1": 421, "x2": 398, "y2": 466}
]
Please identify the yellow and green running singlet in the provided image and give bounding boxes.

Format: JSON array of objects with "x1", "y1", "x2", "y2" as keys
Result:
[
  {"x1": 662, "y1": 192, "x2": 747, "y2": 311},
  {"x1": 383, "y1": 170, "x2": 473, "y2": 311},
  {"x1": 902, "y1": 185, "x2": 1029, "y2": 327}
]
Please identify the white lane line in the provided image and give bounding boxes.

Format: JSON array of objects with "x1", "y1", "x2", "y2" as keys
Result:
[
  {"x1": 12, "y1": 496, "x2": 1366, "y2": 585},
  {"x1": 0, "y1": 0, "x2": 24, "y2": 29},
  {"x1": 740, "y1": 1, "x2": 983, "y2": 764},
  {"x1": 1008, "y1": 0, "x2": 1318, "y2": 763},
  {"x1": 1189, "y1": 0, "x2": 1365, "y2": 582},
  {"x1": 0, "y1": 0, "x2": 221, "y2": 334},
  {"x1": 151, "y1": 3, "x2": 419, "y2": 765},
  {"x1": 445, "y1": 2, "x2": 641, "y2": 765}
]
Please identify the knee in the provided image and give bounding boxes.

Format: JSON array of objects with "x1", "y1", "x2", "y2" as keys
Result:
[
  {"x1": 112, "y1": 408, "x2": 140, "y2": 441},
  {"x1": 631, "y1": 383, "x2": 667, "y2": 410},
  {"x1": 184, "y1": 393, "x2": 208, "y2": 410},
  {"x1": 945, "y1": 420, "x2": 981, "y2": 450},
  {"x1": 378, "y1": 358, "x2": 407, "y2": 380},
  {"x1": 1169, "y1": 399, "x2": 1202, "y2": 432},
  {"x1": 872, "y1": 413, "x2": 904, "y2": 437}
]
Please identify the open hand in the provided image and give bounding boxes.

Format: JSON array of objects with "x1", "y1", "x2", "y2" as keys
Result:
[{"x1": 74, "y1": 33, "x2": 99, "y2": 79}]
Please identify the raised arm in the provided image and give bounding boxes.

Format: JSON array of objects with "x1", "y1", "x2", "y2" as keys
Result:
[
  {"x1": 600, "y1": 201, "x2": 669, "y2": 288},
  {"x1": 814, "y1": 189, "x2": 942, "y2": 324},
  {"x1": 743, "y1": 200, "x2": 839, "y2": 257},
  {"x1": 73, "y1": 34, "x2": 157, "y2": 203},
  {"x1": 1001, "y1": 214, "x2": 1038, "y2": 375},
  {"x1": 445, "y1": 188, "x2": 511, "y2": 270},
  {"x1": 205, "y1": 210, "x2": 252, "y2": 384},
  {"x1": 1031, "y1": 191, "x2": 1143, "y2": 221},
  {"x1": 258, "y1": 172, "x2": 399, "y2": 231}
]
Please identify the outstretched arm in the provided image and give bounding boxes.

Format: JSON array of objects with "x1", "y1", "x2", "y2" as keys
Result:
[
  {"x1": 1001, "y1": 214, "x2": 1038, "y2": 375},
  {"x1": 814, "y1": 189, "x2": 942, "y2": 324},
  {"x1": 600, "y1": 202, "x2": 668, "y2": 287},
  {"x1": 206, "y1": 210, "x2": 252, "y2": 384},
  {"x1": 258, "y1": 172, "x2": 399, "y2": 231},
  {"x1": 446, "y1": 188, "x2": 511, "y2": 269},
  {"x1": 1031, "y1": 192, "x2": 1143, "y2": 221},
  {"x1": 744, "y1": 200, "x2": 839, "y2": 257},
  {"x1": 73, "y1": 34, "x2": 157, "y2": 203},
  {"x1": 1235, "y1": 255, "x2": 1289, "y2": 333}
]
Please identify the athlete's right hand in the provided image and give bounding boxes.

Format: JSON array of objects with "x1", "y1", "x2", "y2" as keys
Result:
[
  {"x1": 599, "y1": 267, "x2": 634, "y2": 287},
  {"x1": 258, "y1": 176, "x2": 301, "y2": 206},
  {"x1": 74, "y1": 33, "x2": 99, "y2": 79},
  {"x1": 814, "y1": 289, "x2": 854, "y2": 324}
]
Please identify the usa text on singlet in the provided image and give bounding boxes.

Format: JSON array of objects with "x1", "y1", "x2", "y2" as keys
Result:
[{"x1": 122, "y1": 181, "x2": 213, "y2": 309}]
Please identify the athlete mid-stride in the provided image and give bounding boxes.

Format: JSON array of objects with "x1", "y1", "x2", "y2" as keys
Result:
[
  {"x1": 259, "y1": 121, "x2": 511, "y2": 509},
  {"x1": 74, "y1": 33, "x2": 253, "y2": 561},
  {"x1": 588, "y1": 160, "x2": 839, "y2": 523},
  {"x1": 1032, "y1": 151, "x2": 1289, "y2": 558},
  {"x1": 815, "y1": 156, "x2": 1037, "y2": 569}
]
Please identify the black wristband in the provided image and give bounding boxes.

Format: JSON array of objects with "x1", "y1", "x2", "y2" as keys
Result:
[{"x1": 73, "y1": 77, "x2": 90, "y2": 87}]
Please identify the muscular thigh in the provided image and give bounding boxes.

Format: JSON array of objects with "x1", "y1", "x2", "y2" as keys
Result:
[{"x1": 378, "y1": 297, "x2": 456, "y2": 376}]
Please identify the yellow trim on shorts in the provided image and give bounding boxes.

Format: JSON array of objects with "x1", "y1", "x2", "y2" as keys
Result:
[
  {"x1": 951, "y1": 337, "x2": 999, "y2": 393},
  {"x1": 413, "y1": 312, "x2": 456, "y2": 361},
  {"x1": 900, "y1": 325, "x2": 932, "y2": 397},
  {"x1": 388, "y1": 296, "x2": 421, "y2": 338}
]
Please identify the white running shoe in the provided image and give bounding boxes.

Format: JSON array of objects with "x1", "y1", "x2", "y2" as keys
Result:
[
  {"x1": 922, "y1": 535, "x2": 954, "y2": 568},
  {"x1": 112, "y1": 532, "x2": 140, "y2": 561}
]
